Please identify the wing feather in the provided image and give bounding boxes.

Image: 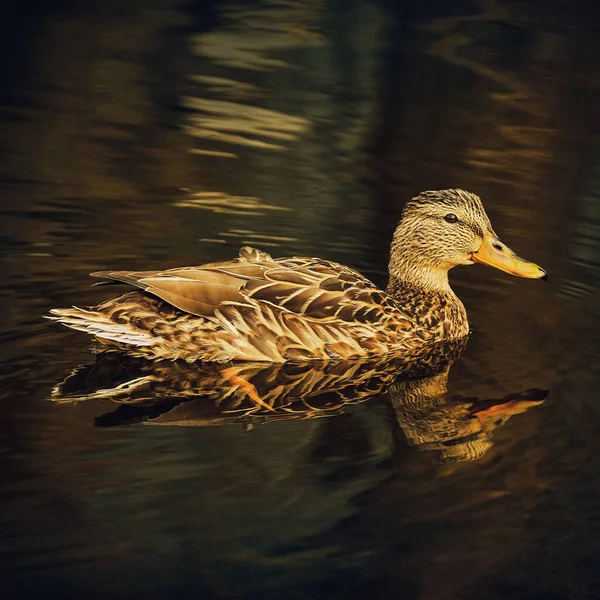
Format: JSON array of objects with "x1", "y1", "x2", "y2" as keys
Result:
[{"x1": 89, "y1": 246, "x2": 402, "y2": 326}]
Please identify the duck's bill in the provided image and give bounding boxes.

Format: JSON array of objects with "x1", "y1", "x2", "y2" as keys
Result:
[{"x1": 471, "y1": 232, "x2": 547, "y2": 280}]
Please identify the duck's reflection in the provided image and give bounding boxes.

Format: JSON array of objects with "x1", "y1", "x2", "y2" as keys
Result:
[
  {"x1": 389, "y1": 372, "x2": 547, "y2": 463},
  {"x1": 52, "y1": 343, "x2": 546, "y2": 463}
]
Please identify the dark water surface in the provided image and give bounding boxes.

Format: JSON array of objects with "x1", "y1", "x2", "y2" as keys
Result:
[{"x1": 2, "y1": 0, "x2": 600, "y2": 598}]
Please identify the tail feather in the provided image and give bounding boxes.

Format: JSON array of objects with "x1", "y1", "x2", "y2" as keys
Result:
[
  {"x1": 47, "y1": 307, "x2": 156, "y2": 347},
  {"x1": 52, "y1": 374, "x2": 156, "y2": 403}
]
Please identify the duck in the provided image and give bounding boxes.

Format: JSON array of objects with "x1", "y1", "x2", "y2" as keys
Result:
[{"x1": 48, "y1": 189, "x2": 546, "y2": 363}]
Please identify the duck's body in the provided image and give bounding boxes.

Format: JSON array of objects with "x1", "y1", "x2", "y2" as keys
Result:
[
  {"x1": 49, "y1": 247, "x2": 468, "y2": 362},
  {"x1": 49, "y1": 189, "x2": 545, "y2": 363}
]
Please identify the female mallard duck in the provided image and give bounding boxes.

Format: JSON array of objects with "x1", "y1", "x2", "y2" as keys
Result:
[{"x1": 49, "y1": 189, "x2": 546, "y2": 362}]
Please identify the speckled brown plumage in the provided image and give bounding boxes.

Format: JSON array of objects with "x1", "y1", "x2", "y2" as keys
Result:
[{"x1": 48, "y1": 189, "x2": 545, "y2": 363}]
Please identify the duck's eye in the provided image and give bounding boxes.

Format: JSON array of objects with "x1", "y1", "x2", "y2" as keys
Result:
[{"x1": 444, "y1": 213, "x2": 458, "y2": 223}]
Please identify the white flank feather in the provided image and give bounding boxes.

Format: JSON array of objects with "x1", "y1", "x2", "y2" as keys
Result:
[{"x1": 46, "y1": 307, "x2": 156, "y2": 347}]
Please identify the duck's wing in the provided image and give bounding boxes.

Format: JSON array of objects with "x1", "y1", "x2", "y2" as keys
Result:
[
  {"x1": 90, "y1": 246, "x2": 406, "y2": 326},
  {"x1": 90, "y1": 247, "x2": 272, "y2": 317}
]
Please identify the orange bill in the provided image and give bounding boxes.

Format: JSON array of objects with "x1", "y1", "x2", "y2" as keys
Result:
[{"x1": 471, "y1": 231, "x2": 547, "y2": 280}]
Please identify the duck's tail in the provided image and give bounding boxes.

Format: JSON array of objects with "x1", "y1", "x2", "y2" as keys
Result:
[{"x1": 46, "y1": 306, "x2": 156, "y2": 347}]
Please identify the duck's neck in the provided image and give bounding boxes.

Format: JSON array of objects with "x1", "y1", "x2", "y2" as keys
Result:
[
  {"x1": 387, "y1": 266, "x2": 452, "y2": 296},
  {"x1": 386, "y1": 221, "x2": 457, "y2": 296},
  {"x1": 386, "y1": 253, "x2": 454, "y2": 297}
]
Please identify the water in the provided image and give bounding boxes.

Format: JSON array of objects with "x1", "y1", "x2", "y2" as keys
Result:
[{"x1": 2, "y1": 0, "x2": 600, "y2": 598}]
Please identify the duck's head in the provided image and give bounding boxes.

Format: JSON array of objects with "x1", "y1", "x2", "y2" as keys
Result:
[{"x1": 389, "y1": 189, "x2": 546, "y2": 290}]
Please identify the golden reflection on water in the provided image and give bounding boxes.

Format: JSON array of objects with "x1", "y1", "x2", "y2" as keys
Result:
[
  {"x1": 192, "y1": 0, "x2": 326, "y2": 71},
  {"x1": 175, "y1": 0, "x2": 383, "y2": 263},
  {"x1": 185, "y1": 0, "x2": 322, "y2": 156},
  {"x1": 183, "y1": 97, "x2": 310, "y2": 152},
  {"x1": 173, "y1": 190, "x2": 293, "y2": 216}
]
